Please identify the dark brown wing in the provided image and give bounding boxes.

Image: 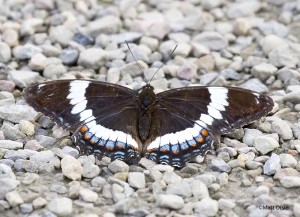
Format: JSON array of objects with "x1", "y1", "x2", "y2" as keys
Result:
[{"x1": 23, "y1": 79, "x2": 141, "y2": 163}]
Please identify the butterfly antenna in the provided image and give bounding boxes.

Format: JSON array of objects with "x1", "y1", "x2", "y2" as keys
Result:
[
  {"x1": 149, "y1": 44, "x2": 178, "y2": 84},
  {"x1": 125, "y1": 40, "x2": 144, "y2": 76}
]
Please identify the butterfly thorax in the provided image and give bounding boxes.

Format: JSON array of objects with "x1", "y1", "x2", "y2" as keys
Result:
[{"x1": 137, "y1": 84, "x2": 157, "y2": 143}]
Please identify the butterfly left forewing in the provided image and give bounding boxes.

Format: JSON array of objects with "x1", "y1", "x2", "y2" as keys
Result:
[{"x1": 24, "y1": 79, "x2": 142, "y2": 163}]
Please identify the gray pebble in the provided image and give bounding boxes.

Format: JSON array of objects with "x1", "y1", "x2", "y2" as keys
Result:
[
  {"x1": 0, "y1": 42, "x2": 12, "y2": 63},
  {"x1": 177, "y1": 63, "x2": 196, "y2": 81},
  {"x1": 0, "y1": 163, "x2": 15, "y2": 179},
  {"x1": 260, "y1": 34, "x2": 286, "y2": 55},
  {"x1": 195, "y1": 174, "x2": 216, "y2": 186},
  {"x1": 20, "y1": 203, "x2": 33, "y2": 214},
  {"x1": 91, "y1": 176, "x2": 106, "y2": 188},
  {"x1": 0, "y1": 105, "x2": 37, "y2": 124},
  {"x1": 4, "y1": 149, "x2": 36, "y2": 161},
  {"x1": 0, "y1": 80, "x2": 15, "y2": 92},
  {"x1": 280, "y1": 176, "x2": 300, "y2": 188},
  {"x1": 120, "y1": 61, "x2": 147, "y2": 77},
  {"x1": 156, "y1": 194, "x2": 184, "y2": 210},
  {"x1": 166, "y1": 180, "x2": 192, "y2": 198},
  {"x1": 263, "y1": 153, "x2": 281, "y2": 175},
  {"x1": 32, "y1": 196, "x2": 47, "y2": 209},
  {"x1": 253, "y1": 186, "x2": 269, "y2": 197},
  {"x1": 20, "y1": 18, "x2": 43, "y2": 36},
  {"x1": 269, "y1": 45, "x2": 299, "y2": 67},
  {"x1": 62, "y1": 146, "x2": 79, "y2": 158},
  {"x1": 243, "y1": 128, "x2": 263, "y2": 146},
  {"x1": 128, "y1": 172, "x2": 145, "y2": 189},
  {"x1": 12, "y1": 44, "x2": 42, "y2": 60},
  {"x1": 35, "y1": 135, "x2": 56, "y2": 147},
  {"x1": 271, "y1": 119, "x2": 293, "y2": 140},
  {"x1": 43, "y1": 64, "x2": 66, "y2": 79},
  {"x1": 190, "y1": 179, "x2": 209, "y2": 200},
  {"x1": 194, "y1": 198, "x2": 219, "y2": 216},
  {"x1": 163, "y1": 171, "x2": 182, "y2": 184},
  {"x1": 78, "y1": 48, "x2": 106, "y2": 69},
  {"x1": 107, "y1": 68, "x2": 120, "y2": 84},
  {"x1": 49, "y1": 25, "x2": 74, "y2": 47},
  {"x1": 29, "y1": 150, "x2": 55, "y2": 164},
  {"x1": 108, "y1": 160, "x2": 129, "y2": 173},
  {"x1": 59, "y1": 49, "x2": 79, "y2": 65},
  {"x1": 279, "y1": 154, "x2": 297, "y2": 168},
  {"x1": 138, "y1": 158, "x2": 156, "y2": 170},
  {"x1": 85, "y1": 15, "x2": 121, "y2": 37},
  {"x1": 18, "y1": 120, "x2": 35, "y2": 136},
  {"x1": 5, "y1": 191, "x2": 24, "y2": 207},
  {"x1": 211, "y1": 158, "x2": 231, "y2": 173},
  {"x1": 47, "y1": 197, "x2": 73, "y2": 216},
  {"x1": 8, "y1": 70, "x2": 39, "y2": 88},
  {"x1": 226, "y1": 1, "x2": 261, "y2": 19},
  {"x1": 239, "y1": 78, "x2": 269, "y2": 93},
  {"x1": 283, "y1": 91, "x2": 300, "y2": 104},
  {"x1": 68, "y1": 181, "x2": 81, "y2": 199},
  {"x1": 61, "y1": 155, "x2": 83, "y2": 181},
  {"x1": 258, "y1": 21, "x2": 289, "y2": 37},
  {"x1": 82, "y1": 161, "x2": 100, "y2": 179},
  {"x1": 274, "y1": 168, "x2": 299, "y2": 180},
  {"x1": 192, "y1": 31, "x2": 228, "y2": 50},
  {"x1": 110, "y1": 32, "x2": 142, "y2": 44},
  {"x1": 50, "y1": 184, "x2": 67, "y2": 194},
  {"x1": 218, "y1": 198, "x2": 236, "y2": 210},
  {"x1": 0, "y1": 140, "x2": 23, "y2": 150},
  {"x1": 3, "y1": 28, "x2": 19, "y2": 47},
  {"x1": 79, "y1": 188, "x2": 98, "y2": 202},
  {"x1": 199, "y1": 72, "x2": 219, "y2": 85},
  {"x1": 0, "y1": 178, "x2": 20, "y2": 200},
  {"x1": 251, "y1": 62, "x2": 277, "y2": 81},
  {"x1": 254, "y1": 136, "x2": 279, "y2": 154}
]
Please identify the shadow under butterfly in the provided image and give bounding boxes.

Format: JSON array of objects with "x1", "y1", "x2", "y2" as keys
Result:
[{"x1": 23, "y1": 46, "x2": 274, "y2": 168}]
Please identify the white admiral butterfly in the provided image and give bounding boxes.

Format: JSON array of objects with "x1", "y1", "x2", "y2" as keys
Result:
[{"x1": 23, "y1": 78, "x2": 274, "y2": 168}]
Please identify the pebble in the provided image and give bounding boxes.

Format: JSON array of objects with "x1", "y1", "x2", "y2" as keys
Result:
[
  {"x1": 0, "y1": 140, "x2": 23, "y2": 150},
  {"x1": 192, "y1": 31, "x2": 228, "y2": 50},
  {"x1": 59, "y1": 49, "x2": 79, "y2": 66},
  {"x1": 280, "y1": 176, "x2": 300, "y2": 188},
  {"x1": 226, "y1": 1, "x2": 261, "y2": 19},
  {"x1": 18, "y1": 120, "x2": 35, "y2": 136},
  {"x1": 78, "y1": 48, "x2": 106, "y2": 69},
  {"x1": 194, "y1": 198, "x2": 219, "y2": 216},
  {"x1": 274, "y1": 168, "x2": 300, "y2": 180},
  {"x1": 0, "y1": 105, "x2": 37, "y2": 124},
  {"x1": 166, "y1": 180, "x2": 192, "y2": 198},
  {"x1": 294, "y1": 203, "x2": 300, "y2": 217},
  {"x1": 190, "y1": 179, "x2": 209, "y2": 200},
  {"x1": 271, "y1": 119, "x2": 293, "y2": 140},
  {"x1": 263, "y1": 153, "x2": 281, "y2": 175},
  {"x1": 32, "y1": 197, "x2": 47, "y2": 209},
  {"x1": 12, "y1": 44, "x2": 42, "y2": 60},
  {"x1": 61, "y1": 155, "x2": 83, "y2": 181},
  {"x1": 279, "y1": 154, "x2": 297, "y2": 168},
  {"x1": 47, "y1": 197, "x2": 73, "y2": 216},
  {"x1": 108, "y1": 160, "x2": 129, "y2": 173},
  {"x1": 156, "y1": 194, "x2": 184, "y2": 210},
  {"x1": 251, "y1": 62, "x2": 277, "y2": 81},
  {"x1": 20, "y1": 203, "x2": 33, "y2": 214},
  {"x1": 0, "y1": 178, "x2": 20, "y2": 200},
  {"x1": 85, "y1": 15, "x2": 121, "y2": 37},
  {"x1": 5, "y1": 191, "x2": 24, "y2": 207},
  {"x1": 2, "y1": 29, "x2": 19, "y2": 47},
  {"x1": 79, "y1": 188, "x2": 98, "y2": 203},
  {"x1": 0, "y1": 80, "x2": 15, "y2": 92},
  {"x1": 82, "y1": 161, "x2": 100, "y2": 179},
  {"x1": 128, "y1": 172, "x2": 145, "y2": 189},
  {"x1": 0, "y1": 42, "x2": 12, "y2": 63},
  {"x1": 218, "y1": 198, "x2": 236, "y2": 210},
  {"x1": 73, "y1": 32, "x2": 94, "y2": 45},
  {"x1": 211, "y1": 158, "x2": 231, "y2": 173},
  {"x1": 49, "y1": 25, "x2": 74, "y2": 47},
  {"x1": 260, "y1": 34, "x2": 286, "y2": 54},
  {"x1": 269, "y1": 45, "x2": 299, "y2": 67},
  {"x1": 239, "y1": 78, "x2": 269, "y2": 93},
  {"x1": 43, "y1": 64, "x2": 67, "y2": 79},
  {"x1": 7, "y1": 70, "x2": 40, "y2": 88},
  {"x1": 254, "y1": 136, "x2": 279, "y2": 154}
]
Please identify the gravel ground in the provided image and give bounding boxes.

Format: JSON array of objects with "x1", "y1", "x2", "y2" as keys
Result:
[{"x1": 0, "y1": 0, "x2": 300, "y2": 216}]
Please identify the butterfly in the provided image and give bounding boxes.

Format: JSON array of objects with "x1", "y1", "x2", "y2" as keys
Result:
[{"x1": 23, "y1": 79, "x2": 274, "y2": 168}]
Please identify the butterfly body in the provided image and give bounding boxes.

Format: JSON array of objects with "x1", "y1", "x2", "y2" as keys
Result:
[{"x1": 24, "y1": 79, "x2": 274, "y2": 168}]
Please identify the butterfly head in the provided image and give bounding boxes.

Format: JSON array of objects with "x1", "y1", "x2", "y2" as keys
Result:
[{"x1": 138, "y1": 84, "x2": 156, "y2": 110}]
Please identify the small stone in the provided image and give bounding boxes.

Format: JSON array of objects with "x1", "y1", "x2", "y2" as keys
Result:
[
  {"x1": 78, "y1": 48, "x2": 106, "y2": 69},
  {"x1": 263, "y1": 153, "x2": 281, "y2": 175},
  {"x1": 0, "y1": 80, "x2": 15, "y2": 92},
  {"x1": 0, "y1": 42, "x2": 11, "y2": 63},
  {"x1": 0, "y1": 178, "x2": 20, "y2": 200},
  {"x1": 79, "y1": 188, "x2": 98, "y2": 202},
  {"x1": 49, "y1": 25, "x2": 74, "y2": 47},
  {"x1": 192, "y1": 31, "x2": 228, "y2": 50},
  {"x1": 260, "y1": 34, "x2": 286, "y2": 55},
  {"x1": 190, "y1": 179, "x2": 209, "y2": 200},
  {"x1": 5, "y1": 191, "x2": 23, "y2": 207},
  {"x1": 82, "y1": 161, "x2": 100, "y2": 179},
  {"x1": 283, "y1": 91, "x2": 300, "y2": 104},
  {"x1": 47, "y1": 197, "x2": 73, "y2": 216},
  {"x1": 85, "y1": 15, "x2": 121, "y2": 37},
  {"x1": 35, "y1": 135, "x2": 56, "y2": 147},
  {"x1": 211, "y1": 158, "x2": 231, "y2": 173},
  {"x1": 50, "y1": 184, "x2": 68, "y2": 194},
  {"x1": 233, "y1": 18, "x2": 251, "y2": 35},
  {"x1": 269, "y1": 45, "x2": 299, "y2": 67},
  {"x1": 61, "y1": 146, "x2": 79, "y2": 158},
  {"x1": 29, "y1": 151, "x2": 54, "y2": 164},
  {"x1": 32, "y1": 197, "x2": 47, "y2": 209},
  {"x1": 258, "y1": 21, "x2": 288, "y2": 37},
  {"x1": 177, "y1": 63, "x2": 196, "y2": 80},
  {"x1": 110, "y1": 32, "x2": 142, "y2": 44},
  {"x1": 156, "y1": 194, "x2": 184, "y2": 210},
  {"x1": 162, "y1": 171, "x2": 182, "y2": 184},
  {"x1": 4, "y1": 149, "x2": 36, "y2": 161},
  {"x1": 68, "y1": 181, "x2": 81, "y2": 199},
  {"x1": 274, "y1": 168, "x2": 299, "y2": 180},
  {"x1": 108, "y1": 160, "x2": 129, "y2": 173},
  {"x1": 61, "y1": 155, "x2": 83, "y2": 181},
  {"x1": 43, "y1": 64, "x2": 66, "y2": 79},
  {"x1": 12, "y1": 44, "x2": 42, "y2": 60},
  {"x1": 0, "y1": 140, "x2": 23, "y2": 150},
  {"x1": 20, "y1": 203, "x2": 33, "y2": 214},
  {"x1": 251, "y1": 63, "x2": 277, "y2": 81},
  {"x1": 0, "y1": 105, "x2": 37, "y2": 124},
  {"x1": 59, "y1": 49, "x2": 79, "y2": 66},
  {"x1": 8, "y1": 70, "x2": 39, "y2": 88},
  {"x1": 28, "y1": 53, "x2": 47, "y2": 71},
  {"x1": 279, "y1": 154, "x2": 297, "y2": 168},
  {"x1": 254, "y1": 136, "x2": 279, "y2": 154},
  {"x1": 166, "y1": 180, "x2": 192, "y2": 198},
  {"x1": 194, "y1": 198, "x2": 219, "y2": 216},
  {"x1": 239, "y1": 78, "x2": 268, "y2": 93},
  {"x1": 271, "y1": 119, "x2": 293, "y2": 140},
  {"x1": 253, "y1": 186, "x2": 269, "y2": 197},
  {"x1": 294, "y1": 203, "x2": 300, "y2": 217},
  {"x1": 91, "y1": 176, "x2": 106, "y2": 188},
  {"x1": 2, "y1": 29, "x2": 19, "y2": 47},
  {"x1": 19, "y1": 120, "x2": 35, "y2": 136},
  {"x1": 73, "y1": 32, "x2": 94, "y2": 45},
  {"x1": 128, "y1": 172, "x2": 145, "y2": 189},
  {"x1": 226, "y1": 1, "x2": 261, "y2": 19},
  {"x1": 217, "y1": 172, "x2": 229, "y2": 185},
  {"x1": 218, "y1": 198, "x2": 236, "y2": 210},
  {"x1": 280, "y1": 176, "x2": 300, "y2": 188}
]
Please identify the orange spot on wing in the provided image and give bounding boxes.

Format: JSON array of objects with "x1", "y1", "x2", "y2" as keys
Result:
[
  {"x1": 161, "y1": 148, "x2": 168, "y2": 153},
  {"x1": 83, "y1": 134, "x2": 90, "y2": 140},
  {"x1": 202, "y1": 129, "x2": 209, "y2": 137},
  {"x1": 173, "y1": 151, "x2": 179, "y2": 155},
  {"x1": 80, "y1": 126, "x2": 88, "y2": 133},
  {"x1": 191, "y1": 143, "x2": 197, "y2": 148},
  {"x1": 197, "y1": 137, "x2": 204, "y2": 143},
  {"x1": 117, "y1": 145, "x2": 124, "y2": 149}
]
